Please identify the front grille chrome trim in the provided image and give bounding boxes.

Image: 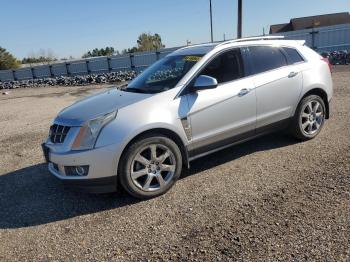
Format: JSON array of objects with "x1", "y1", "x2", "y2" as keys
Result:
[{"x1": 50, "y1": 124, "x2": 71, "y2": 144}]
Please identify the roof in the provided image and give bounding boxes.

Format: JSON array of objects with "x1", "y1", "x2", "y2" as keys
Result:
[
  {"x1": 270, "y1": 12, "x2": 350, "y2": 34},
  {"x1": 172, "y1": 37, "x2": 305, "y2": 57}
]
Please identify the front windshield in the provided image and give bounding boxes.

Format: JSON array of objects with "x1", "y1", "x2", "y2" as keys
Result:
[{"x1": 125, "y1": 54, "x2": 203, "y2": 94}]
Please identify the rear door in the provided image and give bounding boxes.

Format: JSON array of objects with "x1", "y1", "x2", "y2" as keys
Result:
[{"x1": 246, "y1": 45, "x2": 303, "y2": 130}]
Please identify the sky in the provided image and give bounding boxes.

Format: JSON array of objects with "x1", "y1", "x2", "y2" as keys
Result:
[{"x1": 1, "y1": 0, "x2": 349, "y2": 59}]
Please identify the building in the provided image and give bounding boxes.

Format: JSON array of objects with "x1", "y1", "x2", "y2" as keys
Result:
[
  {"x1": 270, "y1": 12, "x2": 350, "y2": 52},
  {"x1": 270, "y1": 12, "x2": 350, "y2": 34}
]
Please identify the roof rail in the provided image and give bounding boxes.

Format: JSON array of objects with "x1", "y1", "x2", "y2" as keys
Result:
[
  {"x1": 177, "y1": 42, "x2": 218, "y2": 51},
  {"x1": 216, "y1": 35, "x2": 285, "y2": 47}
]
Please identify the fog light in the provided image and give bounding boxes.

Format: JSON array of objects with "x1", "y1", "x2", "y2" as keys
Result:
[
  {"x1": 65, "y1": 165, "x2": 89, "y2": 176},
  {"x1": 75, "y1": 166, "x2": 86, "y2": 176}
]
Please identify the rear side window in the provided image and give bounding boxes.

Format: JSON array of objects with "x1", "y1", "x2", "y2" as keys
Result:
[
  {"x1": 248, "y1": 46, "x2": 287, "y2": 74},
  {"x1": 283, "y1": 47, "x2": 305, "y2": 64},
  {"x1": 201, "y1": 49, "x2": 245, "y2": 84}
]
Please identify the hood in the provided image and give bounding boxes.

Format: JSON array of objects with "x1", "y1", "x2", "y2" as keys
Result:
[{"x1": 56, "y1": 88, "x2": 152, "y2": 124}]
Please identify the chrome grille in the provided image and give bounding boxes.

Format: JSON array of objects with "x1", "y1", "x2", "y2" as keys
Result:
[{"x1": 50, "y1": 124, "x2": 70, "y2": 144}]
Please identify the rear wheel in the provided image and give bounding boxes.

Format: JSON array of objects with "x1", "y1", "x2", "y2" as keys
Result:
[
  {"x1": 290, "y1": 95, "x2": 326, "y2": 140},
  {"x1": 119, "y1": 135, "x2": 182, "y2": 199}
]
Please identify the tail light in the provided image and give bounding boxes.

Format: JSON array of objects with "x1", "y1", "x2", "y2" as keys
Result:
[{"x1": 321, "y1": 57, "x2": 332, "y2": 72}]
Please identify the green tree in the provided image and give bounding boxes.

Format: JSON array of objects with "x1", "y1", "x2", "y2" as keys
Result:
[
  {"x1": 0, "y1": 47, "x2": 20, "y2": 70},
  {"x1": 122, "y1": 33, "x2": 165, "y2": 54},
  {"x1": 136, "y1": 33, "x2": 165, "y2": 52},
  {"x1": 22, "y1": 56, "x2": 57, "y2": 64},
  {"x1": 121, "y1": 47, "x2": 138, "y2": 54},
  {"x1": 22, "y1": 49, "x2": 57, "y2": 64},
  {"x1": 82, "y1": 47, "x2": 117, "y2": 58},
  {"x1": 152, "y1": 33, "x2": 165, "y2": 50}
]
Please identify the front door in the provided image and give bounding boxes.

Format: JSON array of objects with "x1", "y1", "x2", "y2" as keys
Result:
[{"x1": 185, "y1": 48, "x2": 257, "y2": 157}]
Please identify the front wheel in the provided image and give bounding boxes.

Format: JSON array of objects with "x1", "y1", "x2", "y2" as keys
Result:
[
  {"x1": 290, "y1": 95, "x2": 326, "y2": 141},
  {"x1": 119, "y1": 135, "x2": 182, "y2": 199}
]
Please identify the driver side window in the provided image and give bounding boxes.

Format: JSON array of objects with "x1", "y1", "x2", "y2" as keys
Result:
[{"x1": 201, "y1": 49, "x2": 245, "y2": 84}]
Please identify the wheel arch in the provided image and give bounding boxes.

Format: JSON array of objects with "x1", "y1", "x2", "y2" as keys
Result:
[
  {"x1": 301, "y1": 88, "x2": 329, "y2": 119},
  {"x1": 117, "y1": 128, "x2": 189, "y2": 175}
]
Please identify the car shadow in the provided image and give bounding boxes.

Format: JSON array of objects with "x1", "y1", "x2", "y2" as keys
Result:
[
  {"x1": 0, "y1": 133, "x2": 297, "y2": 229},
  {"x1": 182, "y1": 132, "x2": 297, "y2": 177}
]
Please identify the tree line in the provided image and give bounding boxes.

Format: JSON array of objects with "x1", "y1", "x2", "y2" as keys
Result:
[
  {"x1": 82, "y1": 33, "x2": 165, "y2": 58},
  {"x1": 0, "y1": 32, "x2": 165, "y2": 70}
]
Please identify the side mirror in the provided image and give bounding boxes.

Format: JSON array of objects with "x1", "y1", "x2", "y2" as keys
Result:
[{"x1": 192, "y1": 75, "x2": 218, "y2": 91}]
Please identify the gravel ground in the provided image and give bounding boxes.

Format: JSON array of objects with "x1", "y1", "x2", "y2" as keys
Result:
[{"x1": 0, "y1": 67, "x2": 349, "y2": 261}]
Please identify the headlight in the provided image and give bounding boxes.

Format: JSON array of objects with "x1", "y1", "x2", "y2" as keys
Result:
[{"x1": 71, "y1": 111, "x2": 117, "y2": 150}]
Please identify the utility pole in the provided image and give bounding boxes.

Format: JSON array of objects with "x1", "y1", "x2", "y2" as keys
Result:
[
  {"x1": 210, "y1": 0, "x2": 214, "y2": 42},
  {"x1": 237, "y1": 0, "x2": 242, "y2": 38}
]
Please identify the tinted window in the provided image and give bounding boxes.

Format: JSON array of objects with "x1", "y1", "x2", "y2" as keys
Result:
[
  {"x1": 283, "y1": 47, "x2": 304, "y2": 64},
  {"x1": 248, "y1": 46, "x2": 287, "y2": 74},
  {"x1": 201, "y1": 49, "x2": 244, "y2": 84}
]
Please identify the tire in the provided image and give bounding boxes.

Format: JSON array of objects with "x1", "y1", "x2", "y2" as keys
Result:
[
  {"x1": 290, "y1": 94, "x2": 326, "y2": 141},
  {"x1": 119, "y1": 134, "x2": 183, "y2": 199}
]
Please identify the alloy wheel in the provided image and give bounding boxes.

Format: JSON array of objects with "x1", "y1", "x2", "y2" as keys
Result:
[
  {"x1": 300, "y1": 100, "x2": 324, "y2": 135},
  {"x1": 130, "y1": 144, "x2": 176, "y2": 192}
]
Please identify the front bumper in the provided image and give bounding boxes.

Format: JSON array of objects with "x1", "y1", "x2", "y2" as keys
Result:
[
  {"x1": 52, "y1": 171, "x2": 117, "y2": 194},
  {"x1": 45, "y1": 143, "x2": 120, "y2": 193}
]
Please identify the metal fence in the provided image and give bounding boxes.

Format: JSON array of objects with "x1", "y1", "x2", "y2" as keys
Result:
[
  {"x1": 1, "y1": 23, "x2": 349, "y2": 82},
  {"x1": 0, "y1": 47, "x2": 180, "y2": 82},
  {"x1": 272, "y1": 23, "x2": 350, "y2": 53}
]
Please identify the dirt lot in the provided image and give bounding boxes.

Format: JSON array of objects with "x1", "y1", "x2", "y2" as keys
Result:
[{"x1": 0, "y1": 67, "x2": 349, "y2": 261}]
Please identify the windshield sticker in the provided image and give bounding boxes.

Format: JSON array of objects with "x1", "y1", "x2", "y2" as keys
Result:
[{"x1": 183, "y1": 56, "x2": 202, "y2": 62}]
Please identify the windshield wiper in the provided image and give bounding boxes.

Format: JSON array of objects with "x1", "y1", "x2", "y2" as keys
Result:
[
  {"x1": 117, "y1": 82, "x2": 128, "y2": 90},
  {"x1": 124, "y1": 88, "x2": 151, "y2": 94}
]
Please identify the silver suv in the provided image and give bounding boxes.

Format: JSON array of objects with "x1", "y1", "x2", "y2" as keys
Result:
[{"x1": 42, "y1": 36, "x2": 333, "y2": 199}]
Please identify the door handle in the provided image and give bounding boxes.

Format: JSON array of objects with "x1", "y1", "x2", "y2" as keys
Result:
[
  {"x1": 288, "y1": 71, "x2": 298, "y2": 78},
  {"x1": 238, "y1": 88, "x2": 250, "y2": 97}
]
